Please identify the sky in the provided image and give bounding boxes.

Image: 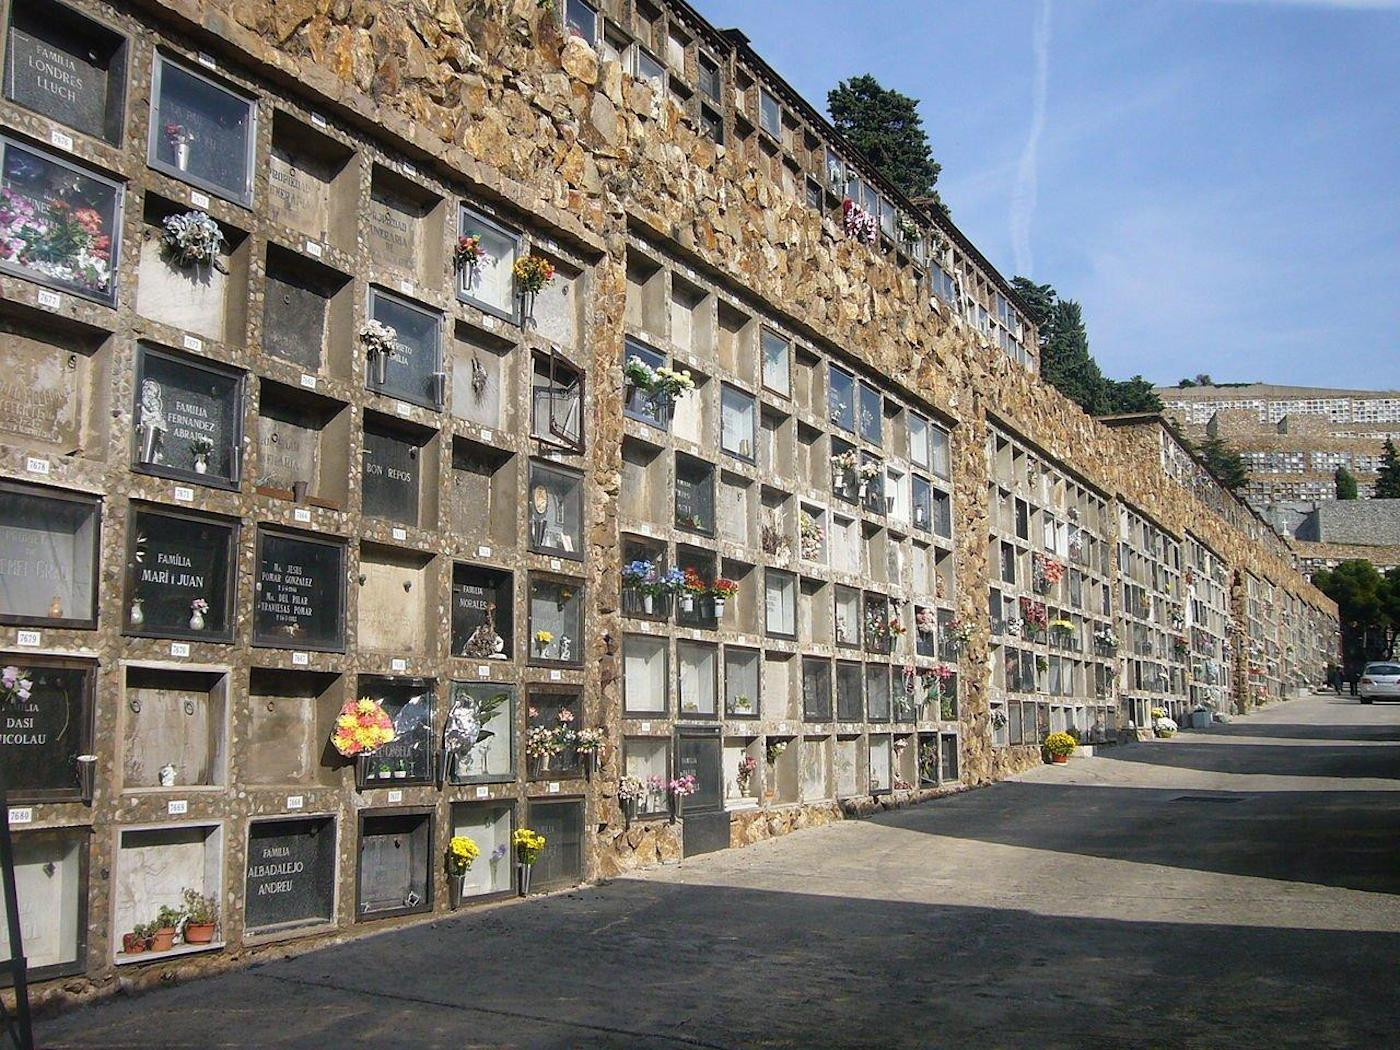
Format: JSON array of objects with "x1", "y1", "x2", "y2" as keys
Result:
[{"x1": 691, "y1": 0, "x2": 1400, "y2": 390}]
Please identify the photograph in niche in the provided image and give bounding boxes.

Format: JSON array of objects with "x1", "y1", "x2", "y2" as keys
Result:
[
  {"x1": 149, "y1": 55, "x2": 254, "y2": 202},
  {"x1": 253, "y1": 531, "x2": 346, "y2": 651},
  {"x1": 0, "y1": 138, "x2": 120, "y2": 301},
  {"x1": 125, "y1": 508, "x2": 235, "y2": 639},
  {"x1": 0, "y1": 484, "x2": 98, "y2": 626},
  {"x1": 134, "y1": 346, "x2": 243, "y2": 485}
]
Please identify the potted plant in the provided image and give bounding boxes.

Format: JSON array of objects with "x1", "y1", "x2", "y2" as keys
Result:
[
  {"x1": 513, "y1": 254, "x2": 555, "y2": 323},
  {"x1": 188, "y1": 597, "x2": 209, "y2": 630},
  {"x1": 1153, "y1": 714, "x2": 1178, "y2": 738},
  {"x1": 360, "y1": 319, "x2": 399, "y2": 386},
  {"x1": 445, "y1": 834, "x2": 480, "y2": 909},
  {"x1": 512, "y1": 827, "x2": 546, "y2": 896},
  {"x1": 735, "y1": 755, "x2": 758, "y2": 796},
  {"x1": 180, "y1": 887, "x2": 218, "y2": 944},
  {"x1": 668, "y1": 773, "x2": 697, "y2": 823},
  {"x1": 1044, "y1": 731, "x2": 1076, "y2": 765},
  {"x1": 618, "y1": 774, "x2": 643, "y2": 824},
  {"x1": 710, "y1": 577, "x2": 738, "y2": 617},
  {"x1": 122, "y1": 926, "x2": 148, "y2": 955},
  {"x1": 149, "y1": 904, "x2": 183, "y2": 952}
]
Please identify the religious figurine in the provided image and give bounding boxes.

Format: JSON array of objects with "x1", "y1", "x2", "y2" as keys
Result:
[
  {"x1": 49, "y1": 595, "x2": 63, "y2": 619},
  {"x1": 558, "y1": 635, "x2": 572, "y2": 662},
  {"x1": 137, "y1": 379, "x2": 167, "y2": 464},
  {"x1": 159, "y1": 763, "x2": 177, "y2": 787},
  {"x1": 463, "y1": 602, "x2": 506, "y2": 660}
]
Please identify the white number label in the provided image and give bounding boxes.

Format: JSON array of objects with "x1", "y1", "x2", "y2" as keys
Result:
[
  {"x1": 36, "y1": 289, "x2": 61, "y2": 309},
  {"x1": 294, "y1": 508, "x2": 312, "y2": 523},
  {"x1": 9, "y1": 808, "x2": 33, "y2": 825},
  {"x1": 299, "y1": 373, "x2": 317, "y2": 389},
  {"x1": 475, "y1": 786, "x2": 489, "y2": 799},
  {"x1": 196, "y1": 52, "x2": 216, "y2": 69},
  {"x1": 25, "y1": 457, "x2": 49, "y2": 475},
  {"x1": 167, "y1": 799, "x2": 188, "y2": 815},
  {"x1": 49, "y1": 129, "x2": 73, "y2": 151},
  {"x1": 480, "y1": 429, "x2": 493, "y2": 443},
  {"x1": 387, "y1": 789, "x2": 403, "y2": 803},
  {"x1": 398, "y1": 279, "x2": 413, "y2": 295},
  {"x1": 477, "y1": 545, "x2": 491, "y2": 558},
  {"x1": 190, "y1": 190, "x2": 211, "y2": 209},
  {"x1": 183, "y1": 334, "x2": 203, "y2": 352},
  {"x1": 396, "y1": 402, "x2": 411, "y2": 417},
  {"x1": 391, "y1": 658, "x2": 407, "y2": 672},
  {"x1": 16, "y1": 630, "x2": 40, "y2": 647},
  {"x1": 286, "y1": 795, "x2": 304, "y2": 810},
  {"x1": 477, "y1": 665, "x2": 489, "y2": 678},
  {"x1": 481, "y1": 315, "x2": 495, "y2": 330},
  {"x1": 549, "y1": 670, "x2": 562, "y2": 682},
  {"x1": 292, "y1": 651, "x2": 309, "y2": 666},
  {"x1": 391, "y1": 527, "x2": 407, "y2": 542},
  {"x1": 549, "y1": 558, "x2": 561, "y2": 571},
  {"x1": 170, "y1": 642, "x2": 190, "y2": 658},
  {"x1": 310, "y1": 112, "x2": 328, "y2": 128},
  {"x1": 305, "y1": 240, "x2": 323, "y2": 259},
  {"x1": 640, "y1": 722, "x2": 651, "y2": 733},
  {"x1": 174, "y1": 486, "x2": 194, "y2": 502},
  {"x1": 548, "y1": 782, "x2": 560, "y2": 794}
]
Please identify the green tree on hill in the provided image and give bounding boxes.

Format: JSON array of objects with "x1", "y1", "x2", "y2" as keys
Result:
[
  {"x1": 828, "y1": 74, "x2": 944, "y2": 212},
  {"x1": 1335, "y1": 466, "x2": 1359, "y2": 500},
  {"x1": 1374, "y1": 438, "x2": 1400, "y2": 499}
]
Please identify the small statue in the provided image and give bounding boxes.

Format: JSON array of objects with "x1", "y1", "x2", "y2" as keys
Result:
[
  {"x1": 558, "y1": 635, "x2": 571, "y2": 662},
  {"x1": 159, "y1": 763, "x2": 177, "y2": 787}
]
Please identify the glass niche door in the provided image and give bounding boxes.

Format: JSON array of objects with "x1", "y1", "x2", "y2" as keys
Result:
[{"x1": 674, "y1": 726, "x2": 728, "y2": 858}]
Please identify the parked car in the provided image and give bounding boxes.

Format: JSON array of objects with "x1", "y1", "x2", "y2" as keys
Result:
[{"x1": 1358, "y1": 662, "x2": 1400, "y2": 703}]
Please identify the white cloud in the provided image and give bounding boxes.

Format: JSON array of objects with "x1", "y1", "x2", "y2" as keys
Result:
[{"x1": 1011, "y1": 0, "x2": 1053, "y2": 276}]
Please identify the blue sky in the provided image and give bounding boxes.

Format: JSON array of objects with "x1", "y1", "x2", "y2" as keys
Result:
[{"x1": 691, "y1": 0, "x2": 1400, "y2": 389}]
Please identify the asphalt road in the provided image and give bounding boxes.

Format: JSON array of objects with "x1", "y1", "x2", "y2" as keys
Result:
[{"x1": 37, "y1": 695, "x2": 1400, "y2": 1048}]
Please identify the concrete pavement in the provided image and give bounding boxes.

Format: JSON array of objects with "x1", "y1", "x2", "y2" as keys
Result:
[{"x1": 37, "y1": 695, "x2": 1400, "y2": 1048}]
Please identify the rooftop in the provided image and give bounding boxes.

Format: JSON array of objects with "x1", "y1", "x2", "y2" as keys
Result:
[{"x1": 1156, "y1": 383, "x2": 1400, "y2": 400}]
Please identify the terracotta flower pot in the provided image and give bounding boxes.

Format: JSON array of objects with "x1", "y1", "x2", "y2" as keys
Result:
[
  {"x1": 150, "y1": 927, "x2": 176, "y2": 952},
  {"x1": 183, "y1": 922, "x2": 216, "y2": 945},
  {"x1": 122, "y1": 932, "x2": 144, "y2": 954},
  {"x1": 1052, "y1": 754, "x2": 1069, "y2": 764}
]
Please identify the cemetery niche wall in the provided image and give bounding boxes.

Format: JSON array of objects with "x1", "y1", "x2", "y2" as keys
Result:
[{"x1": 0, "y1": 0, "x2": 1337, "y2": 1001}]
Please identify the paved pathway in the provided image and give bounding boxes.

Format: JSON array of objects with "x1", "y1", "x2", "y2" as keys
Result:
[{"x1": 37, "y1": 695, "x2": 1400, "y2": 1048}]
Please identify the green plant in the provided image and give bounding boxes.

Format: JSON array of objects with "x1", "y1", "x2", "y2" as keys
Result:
[
  {"x1": 154, "y1": 903, "x2": 184, "y2": 930},
  {"x1": 1043, "y1": 731, "x2": 1076, "y2": 758},
  {"x1": 181, "y1": 887, "x2": 218, "y2": 925}
]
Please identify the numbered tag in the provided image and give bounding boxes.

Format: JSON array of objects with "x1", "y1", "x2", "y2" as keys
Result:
[
  {"x1": 9, "y1": 808, "x2": 33, "y2": 825},
  {"x1": 310, "y1": 112, "x2": 328, "y2": 128},
  {"x1": 190, "y1": 190, "x2": 211, "y2": 209},
  {"x1": 475, "y1": 786, "x2": 489, "y2": 799},
  {"x1": 396, "y1": 402, "x2": 411, "y2": 417},
  {"x1": 16, "y1": 630, "x2": 40, "y2": 647},
  {"x1": 548, "y1": 782, "x2": 560, "y2": 794},
  {"x1": 37, "y1": 289, "x2": 61, "y2": 309},
  {"x1": 640, "y1": 722, "x2": 651, "y2": 733},
  {"x1": 480, "y1": 429, "x2": 493, "y2": 443},
  {"x1": 286, "y1": 795, "x2": 304, "y2": 810},
  {"x1": 387, "y1": 789, "x2": 403, "y2": 803},
  {"x1": 477, "y1": 665, "x2": 489, "y2": 678},
  {"x1": 391, "y1": 658, "x2": 407, "y2": 672},
  {"x1": 183, "y1": 334, "x2": 203, "y2": 352},
  {"x1": 196, "y1": 52, "x2": 216, "y2": 69},
  {"x1": 292, "y1": 651, "x2": 309, "y2": 666},
  {"x1": 481, "y1": 315, "x2": 495, "y2": 330},
  {"x1": 25, "y1": 456, "x2": 49, "y2": 475},
  {"x1": 391, "y1": 527, "x2": 407, "y2": 542},
  {"x1": 294, "y1": 508, "x2": 311, "y2": 523},
  {"x1": 170, "y1": 642, "x2": 190, "y2": 658},
  {"x1": 174, "y1": 486, "x2": 194, "y2": 502},
  {"x1": 477, "y1": 545, "x2": 491, "y2": 558},
  {"x1": 304, "y1": 240, "x2": 323, "y2": 259},
  {"x1": 398, "y1": 279, "x2": 413, "y2": 295},
  {"x1": 549, "y1": 670, "x2": 562, "y2": 682},
  {"x1": 549, "y1": 558, "x2": 561, "y2": 571},
  {"x1": 299, "y1": 373, "x2": 317, "y2": 390},
  {"x1": 168, "y1": 799, "x2": 188, "y2": 815},
  {"x1": 49, "y1": 129, "x2": 74, "y2": 151}
]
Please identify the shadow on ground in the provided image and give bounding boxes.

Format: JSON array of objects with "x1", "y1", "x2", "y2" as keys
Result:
[{"x1": 36, "y1": 880, "x2": 1400, "y2": 1050}]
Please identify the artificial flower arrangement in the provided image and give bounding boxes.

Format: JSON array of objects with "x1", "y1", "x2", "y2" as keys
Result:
[
  {"x1": 574, "y1": 727, "x2": 606, "y2": 756},
  {"x1": 710, "y1": 577, "x2": 739, "y2": 601},
  {"x1": 512, "y1": 827, "x2": 547, "y2": 865},
  {"x1": 622, "y1": 558, "x2": 656, "y2": 588},
  {"x1": 842, "y1": 197, "x2": 879, "y2": 245},
  {"x1": 765, "y1": 739, "x2": 787, "y2": 765},
  {"x1": 855, "y1": 458, "x2": 884, "y2": 482},
  {"x1": 1019, "y1": 597, "x2": 1049, "y2": 631},
  {"x1": 1049, "y1": 618, "x2": 1075, "y2": 635},
  {"x1": 915, "y1": 607, "x2": 936, "y2": 635},
  {"x1": 513, "y1": 254, "x2": 555, "y2": 295},
  {"x1": 1093, "y1": 625, "x2": 1120, "y2": 650},
  {"x1": 534, "y1": 629, "x2": 554, "y2": 649},
  {"x1": 735, "y1": 755, "x2": 758, "y2": 792},
  {"x1": 617, "y1": 775, "x2": 645, "y2": 802},
  {"x1": 887, "y1": 615, "x2": 907, "y2": 637},
  {"x1": 331, "y1": 698, "x2": 397, "y2": 757},
  {"x1": 669, "y1": 773, "x2": 698, "y2": 798},
  {"x1": 159, "y1": 209, "x2": 227, "y2": 271},
  {"x1": 454, "y1": 234, "x2": 488, "y2": 271},
  {"x1": 944, "y1": 618, "x2": 973, "y2": 651},
  {"x1": 0, "y1": 184, "x2": 114, "y2": 294},
  {"x1": 446, "y1": 834, "x2": 480, "y2": 876},
  {"x1": 989, "y1": 707, "x2": 1009, "y2": 730},
  {"x1": 1041, "y1": 558, "x2": 1066, "y2": 585},
  {"x1": 359, "y1": 319, "x2": 400, "y2": 375},
  {"x1": 799, "y1": 511, "x2": 824, "y2": 560},
  {"x1": 830, "y1": 449, "x2": 859, "y2": 476},
  {"x1": 0, "y1": 665, "x2": 33, "y2": 706}
]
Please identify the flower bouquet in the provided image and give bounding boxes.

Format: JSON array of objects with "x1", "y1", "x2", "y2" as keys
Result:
[
  {"x1": 709, "y1": 577, "x2": 738, "y2": 616},
  {"x1": 512, "y1": 827, "x2": 547, "y2": 895},
  {"x1": 331, "y1": 698, "x2": 396, "y2": 758},
  {"x1": 159, "y1": 210, "x2": 227, "y2": 272}
]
